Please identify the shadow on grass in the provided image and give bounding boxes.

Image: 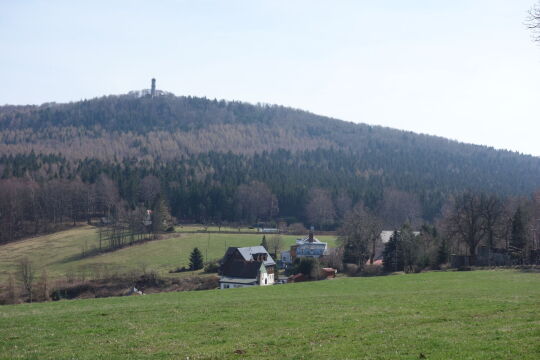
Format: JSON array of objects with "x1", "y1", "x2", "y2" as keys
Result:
[
  {"x1": 58, "y1": 247, "x2": 105, "y2": 264},
  {"x1": 57, "y1": 235, "x2": 162, "y2": 265},
  {"x1": 519, "y1": 266, "x2": 540, "y2": 273}
]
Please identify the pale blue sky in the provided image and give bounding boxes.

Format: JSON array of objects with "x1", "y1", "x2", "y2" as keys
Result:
[{"x1": 1, "y1": 0, "x2": 540, "y2": 155}]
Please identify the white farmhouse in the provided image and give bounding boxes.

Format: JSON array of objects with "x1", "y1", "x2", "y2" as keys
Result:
[{"x1": 219, "y1": 246, "x2": 276, "y2": 289}]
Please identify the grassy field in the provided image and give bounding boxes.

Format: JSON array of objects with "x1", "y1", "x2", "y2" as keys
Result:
[
  {"x1": 175, "y1": 225, "x2": 259, "y2": 233},
  {"x1": 0, "y1": 226, "x2": 337, "y2": 282},
  {"x1": 0, "y1": 270, "x2": 538, "y2": 359}
]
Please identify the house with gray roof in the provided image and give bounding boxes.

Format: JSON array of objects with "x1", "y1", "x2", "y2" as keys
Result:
[
  {"x1": 281, "y1": 229, "x2": 328, "y2": 266},
  {"x1": 219, "y1": 246, "x2": 276, "y2": 289}
]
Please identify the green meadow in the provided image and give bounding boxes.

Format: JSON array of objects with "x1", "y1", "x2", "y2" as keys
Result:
[
  {"x1": 0, "y1": 270, "x2": 539, "y2": 359},
  {"x1": 0, "y1": 226, "x2": 337, "y2": 282}
]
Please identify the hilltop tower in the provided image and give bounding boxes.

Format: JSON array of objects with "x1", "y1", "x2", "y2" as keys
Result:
[{"x1": 151, "y1": 78, "x2": 156, "y2": 98}]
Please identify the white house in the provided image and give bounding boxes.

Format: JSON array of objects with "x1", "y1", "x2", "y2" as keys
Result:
[
  {"x1": 281, "y1": 229, "x2": 328, "y2": 266},
  {"x1": 219, "y1": 246, "x2": 276, "y2": 289}
]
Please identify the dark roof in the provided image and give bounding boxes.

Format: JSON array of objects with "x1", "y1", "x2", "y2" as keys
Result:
[
  {"x1": 221, "y1": 260, "x2": 263, "y2": 279},
  {"x1": 222, "y1": 246, "x2": 276, "y2": 266}
]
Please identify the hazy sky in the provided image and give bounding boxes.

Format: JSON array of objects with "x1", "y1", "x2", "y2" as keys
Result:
[{"x1": 1, "y1": 0, "x2": 540, "y2": 155}]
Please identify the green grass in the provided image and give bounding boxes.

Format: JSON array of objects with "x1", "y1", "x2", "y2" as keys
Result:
[
  {"x1": 0, "y1": 270, "x2": 539, "y2": 359},
  {"x1": 0, "y1": 226, "x2": 337, "y2": 282},
  {"x1": 175, "y1": 225, "x2": 258, "y2": 233}
]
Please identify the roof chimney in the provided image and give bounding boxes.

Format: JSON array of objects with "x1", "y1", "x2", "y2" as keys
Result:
[{"x1": 309, "y1": 226, "x2": 314, "y2": 242}]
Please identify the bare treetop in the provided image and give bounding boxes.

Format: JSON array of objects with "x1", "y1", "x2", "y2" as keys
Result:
[{"x1": 527, "y1": 2, "x2": 540, "y2": 42}]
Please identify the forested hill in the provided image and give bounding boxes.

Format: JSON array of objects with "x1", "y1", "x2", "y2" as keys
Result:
[{"x1": 0, "y1": 93, "x2": 539, "y2": 233}]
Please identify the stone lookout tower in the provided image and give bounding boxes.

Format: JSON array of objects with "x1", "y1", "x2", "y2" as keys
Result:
[{"x1": 151, "y1": 78, "x2": 156, "y2": 98}]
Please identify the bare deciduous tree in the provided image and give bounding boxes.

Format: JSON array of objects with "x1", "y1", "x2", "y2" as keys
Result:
[
  {"x1": 305, "y1": 188, "x2": 336, "y2": 230},
  {"x1": 236, "y1": 181, "x2": 278, "y2": 224},
  {"x1": 139, "y1": 175, "x2": 161, "y2": 206},
  {"x1": 334, "y1": 191, "x2": 352, "y2": 222},
  {"x1": 321, "y1": 247, "x2": 344, "y2": 272},
  {"x1": 527, "y1": 2, "x2": 540, "y2": 42},
  {"x1": 444, "y1": 193, "x2": 486, "y2": 265},
  {"x1": 267, "y1": 234, "x2": 284, "y2": 258},
  {"x1": 287, "y1": 222, "x2": 307, "y2": 235},
  {"x1": 95, "y1": 174, "x2": 120, "y2": 220},
  {"x1": 18, "y1": 257, "x2": 35, "y2": 302},
  {"x1": 378, "y1": 188, "x2": 422, "y2": 229},
  {"x1": 338, "y1": 203, "x2": 383, "y2": 267},
  {"x1": 480, "y1": 194, "x2": 504, "y2": 259},
  {"x1": 37, "y1": 269, "x2": 50, "y2": 302}
]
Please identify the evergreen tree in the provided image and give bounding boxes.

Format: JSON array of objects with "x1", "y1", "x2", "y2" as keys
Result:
[
  {"x1": 260, "y1": 235, "x2": 268, "y2": 250},
  {"x1": 436, "y1": 237, "x2": 449, "y2": 266},
  {"x1": 400, "y1": 224, "x2": 419, "y2": 273},
  {"x1": 151, "y1": 197, "x2": 173, "y2": 235},
  {"x1": 382, "y1": 231, "x2": 403, "y2": 272},
  {"x1": 510, "y1": 207, "x2": 527, "y2": 251},
  {"x1": 296, "y1": 257, "x2": 316, "y2": 277},
  {"x1": 189, "y1": 247, "x2": 204, "y2": 270}
]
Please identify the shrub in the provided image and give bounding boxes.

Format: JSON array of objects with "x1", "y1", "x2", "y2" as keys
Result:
[
  {"x1": 361, "y1": 264, "x2": 383, "y2": 276},
  {"x1": 320, "y1": 247, "x2": 344, "y2": 272},
  {"x1": 344, "y1": 263, "x2": 360, "y2": 276},
  {"x1": 204, "y1": 260, "x2": 220, "y2": 273},
  {"x1": 288, "y1": 223, "x2": 307, "y2": 235},
  {"x1": 297, "y1": 258, "x2": 316, "y2": 277}
]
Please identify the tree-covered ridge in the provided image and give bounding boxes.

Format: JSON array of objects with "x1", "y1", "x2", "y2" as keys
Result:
[
  {"x1": 1, "y1": 94, "x2": 538, "y2": 161},
  {"x1": 1, "y1": 94, "x2": 539, "y2": 193},
  {"x1": 1, "y1": 94, "x2": 540, "y2": 243}
]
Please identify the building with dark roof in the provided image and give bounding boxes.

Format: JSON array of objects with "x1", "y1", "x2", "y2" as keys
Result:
[{"x1": 219, "y1": 246, "x2": 276, "y2": 289}]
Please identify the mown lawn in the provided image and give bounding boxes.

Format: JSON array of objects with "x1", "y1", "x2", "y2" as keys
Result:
[
  {"x1": 0, "y1": 226, "x2": 336, "y2": 282},
  {"x1": 0, "y1": 270, "x2": 539, "y2": 359}
]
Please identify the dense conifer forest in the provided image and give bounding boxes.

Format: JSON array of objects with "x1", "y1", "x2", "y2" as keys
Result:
[{"x1": 1, "y1": 94, "x2": 540, "y2": 243}]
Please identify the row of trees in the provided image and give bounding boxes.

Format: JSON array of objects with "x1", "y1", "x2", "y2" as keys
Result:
[
  {"x1": 442, "y1": 192, "x2": 538, "y2": 265},
  {"x1": 381, "y1": 225, "x2": 445, "y2": 273},
  {"x1": 0, "y1": 174, "x2": 173, "y2": 244},
  {"x1": 0, "y1": 161, "x2": 425, "y2": 244},
  {"x1": 337, "y1": 190, "x2": 540, "y2": 273}
]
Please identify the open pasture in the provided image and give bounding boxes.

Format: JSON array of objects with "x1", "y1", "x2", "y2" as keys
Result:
[
  {"x1": 0, "y1": 270, "x2": 539, "y2": 359},
  {"x1": 0, "y1": 226, "x2": 336, "y2": 282}
]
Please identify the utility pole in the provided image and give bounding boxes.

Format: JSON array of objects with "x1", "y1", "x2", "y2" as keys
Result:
[{"x1": 206, "y1": 233, "x2": 210, "y2": 262}]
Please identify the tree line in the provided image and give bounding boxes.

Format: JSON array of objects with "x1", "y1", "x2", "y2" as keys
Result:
[
  {"x1": 337, "y1": 190, "x2": 540, "y2": 273},
  {"x1": 0, "y1": 174, "x2": 173, "y2": 244}
]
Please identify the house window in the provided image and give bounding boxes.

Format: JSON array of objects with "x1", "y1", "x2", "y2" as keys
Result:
[{"x1": 265, "y1": 278, "x2": 267, "y2": 285}]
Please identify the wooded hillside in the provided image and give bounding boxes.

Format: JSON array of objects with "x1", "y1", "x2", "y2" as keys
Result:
[{"x1": 1, "y1": 94, "x2": 539, "y2": 242}]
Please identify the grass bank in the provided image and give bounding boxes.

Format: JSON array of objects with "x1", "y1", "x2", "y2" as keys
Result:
[{"x1": 0, "y1": 270, "x2": 538, "y2": 359}]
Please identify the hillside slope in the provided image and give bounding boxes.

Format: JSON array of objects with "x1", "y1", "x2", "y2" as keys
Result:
[
  {"x1": 1, "y1": 94, "x2": 539, "y2": 228},
  {"x1": 0, "y1": 226, "x2": 337, "y2": 282}
]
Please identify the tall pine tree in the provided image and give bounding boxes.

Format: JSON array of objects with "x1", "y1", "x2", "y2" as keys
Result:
[
  {"x1": 189, "y1": 247, "x2": 204, "y2": 270},
  {"x1": 436, "y1": 238, "x2": 449, "y2": 266},
  {"x1": 260, "y1": 235, "x2": 268, "y2": 250},
  {"x1": 511, "y1": 207, "x2": 527, "y2": 251},
  {"x1": 382, "y1": 231, "x2": 403, "y2": 272}
]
